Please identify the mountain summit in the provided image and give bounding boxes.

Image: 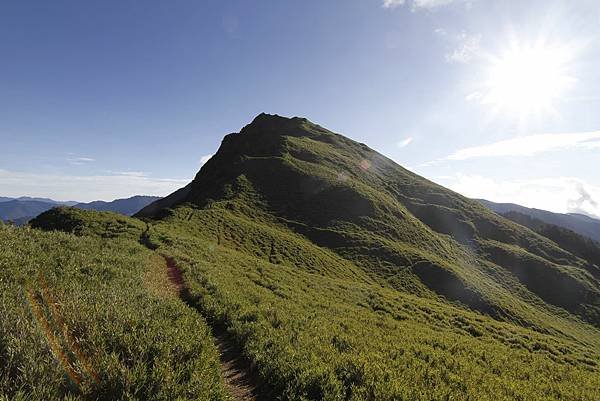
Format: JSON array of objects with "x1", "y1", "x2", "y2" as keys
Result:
[
  {"x1": 139, "y1": 113, "x2": 599, "y2": 327},
  {"x1": 18, "y1": 113, "x2": 600, "y2": 400}
]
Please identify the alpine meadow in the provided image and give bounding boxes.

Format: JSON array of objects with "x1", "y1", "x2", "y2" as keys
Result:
[
  {"x1": 2, "y1": 2, "x2": 600, "y2": 400},
  {"x1": 2, "y1": 114, "x2": 598, "y2": 400}
]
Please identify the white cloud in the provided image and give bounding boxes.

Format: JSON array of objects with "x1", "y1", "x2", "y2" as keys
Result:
[
  {"x1": 200, "y1": 154, "x2": 214, "y2": 165},
  {"x1": 382, "y1": 0, "x2": 405, "y2": 8},
  {"x1": 445, "y1": 32, "x2": 481, "y2": 63},
  {"x1": 397, "y1": 137, "x2": 414, "y2": 148},
  {"x1": 412, "y1": 0, "x2": 456, "y2": 10},
  {"x1": 0, "y1": 169, "x2": 189, "y2": 203},
  {"x1": 465, "y1": 91, "x2": 483, "y2": 102},
  {"x1": 444, "y1": 131, "x2": 600, "y2": 161},
  {"x1": 438, "y1": 174, "x2": 600, "y2": 218},
  {"x1": 67, "y1": 156, "x2": 96, "y2": 165},
  {"x1": 383, "y1": 0, "x2": 467, "y2": 11},
  {"x1": 109, "y1": 171, "x2": 147, "y2": 177},
  {"x1": 434, "y1": 28, "x2": 482, "y2": 63}
]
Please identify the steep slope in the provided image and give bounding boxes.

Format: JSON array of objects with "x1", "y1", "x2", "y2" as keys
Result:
[
  {"x1": 479, "y1": 199, "x2": 600, "y2": 242},
  {"x1": 133, "y1": 184, "x2": 191, "y2": 217},
  {"x1": 23, "y1": 114, "x2": 600, "y2": 400},
  {"x1": 140, "y1": 113, "x2": 600, "y2": 328},
  {"x1": 74, "y1": 195, "x2": 161, "y2": 216}
]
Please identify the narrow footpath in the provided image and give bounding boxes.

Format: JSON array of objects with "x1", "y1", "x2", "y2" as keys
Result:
[{"x1": 163, "y1": 256, "x2": 261, "y2": 401}]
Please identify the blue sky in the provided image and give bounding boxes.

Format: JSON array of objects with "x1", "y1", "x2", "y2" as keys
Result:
[{"x1": 1, "y1": 1, "x2": 599, "y2": 217}]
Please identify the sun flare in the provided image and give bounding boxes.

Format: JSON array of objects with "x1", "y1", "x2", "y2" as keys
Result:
[{"x1": 482, "y1": 41, "x2": 575, "y2": 116}]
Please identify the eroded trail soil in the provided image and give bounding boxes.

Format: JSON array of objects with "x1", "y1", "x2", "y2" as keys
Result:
[{"x1": 163, "y1": 256, "x2": 261, "y2": 401}]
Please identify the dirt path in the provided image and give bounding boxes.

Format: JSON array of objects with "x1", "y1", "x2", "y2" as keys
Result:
[{"x1": 163, "y1": 256, "x2": 261, "y2": 401}]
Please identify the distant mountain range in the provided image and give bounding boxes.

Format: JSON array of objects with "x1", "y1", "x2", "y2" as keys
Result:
[
  {"x1": 477, "y1": 199, "x2": 600, "y2": 242},
  {"x1": 0, "y1": 200, "x2": 59, "y2": 226},
  {"x1": 0, "y1": 195, "x2": 161, "y2": 224},
  {"x1": 0, "y1": 196, "x2": 78, "y2": 206},
  {"x1": 74, "y1": 196, "x2": 162, "y2": 216}
]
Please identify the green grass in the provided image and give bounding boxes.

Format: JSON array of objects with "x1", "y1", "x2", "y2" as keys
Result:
[
  {"x1": 29, "y1": 207, "x2": 147, "y2": 241},
  {"x1": 5, "y1": 114, "x2": 600, "y2": 400},
  {"x1": 147, "y1": 204, "x2": 600, "y2": 401},
  {"x1": 158, "y1": 114, "x2": 599, "y2": 328},
  {"x1": 0, "y1": 223, "x2": 228, "y2": 401},
  {"x1": 134, "y1": 114, "x2": 600, "y2": 399}
]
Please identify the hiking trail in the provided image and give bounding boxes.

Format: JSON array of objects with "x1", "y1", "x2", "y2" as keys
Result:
[{"x1": 163, "y1": 256, "x2": 261, "y2": 401}]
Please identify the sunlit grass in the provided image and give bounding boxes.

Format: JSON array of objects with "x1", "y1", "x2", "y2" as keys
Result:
[
  {"x1": 0, "y1": 224, "x2": 228, "y2": 400},
  {"x1": 147, "y1": 204, "x2": 600, "y2": 400}
]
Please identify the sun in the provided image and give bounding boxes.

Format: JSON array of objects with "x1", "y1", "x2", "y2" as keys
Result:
[{"x1": 481, "y1": 40, "x2": 575, "y2": 116}]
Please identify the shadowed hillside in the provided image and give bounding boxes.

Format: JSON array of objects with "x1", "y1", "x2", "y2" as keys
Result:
[
  {"x1": 139, "y1": 113, "x2": 600, "y2": 328},
  {"x1": 499, "y1": 210, "x2": 600, "y2": 278}
]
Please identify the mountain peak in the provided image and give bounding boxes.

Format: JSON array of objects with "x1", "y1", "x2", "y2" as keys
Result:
[
  {"x1": 137, "y1": 115, "x2": 600, "y2": 331},
  {"x1": 249, "y1": 112, "x2": 308, "y2": 126},
  {"x1": 239, "y1": 113, "x2": 317, "y2": 138}
]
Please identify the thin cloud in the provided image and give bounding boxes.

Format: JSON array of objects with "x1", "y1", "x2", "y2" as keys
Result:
[
  {"x1": 445, "y1": 32, "x2": 481, "y2": 63},
  {"x1": 444, "y1": 131, "x2": 600, "y2": 161},
  {"x1": 465, "y1": 91, "x2": 483, "y2": 102},
  {"x1": 109, "y1": 171, "x2": 147, "y2": 177},
  {"x1": 383, "y1": 0, "x2": 468, "y2": 11},
  {"x1": 434, "y1": 28, "x2": 482, "y2": 63},
  {"x1": 412, "y1": 0, "x2": 457, "y2": 10},
  {"x1": 68, "y1": 156, "x2": 96, "y2": 165},
  {"x1": 382, "y1": 0, "x2": 405, "y2": 8},
  {"x1": 0, "y1": 169, "x2": 189, "y2": 203}
]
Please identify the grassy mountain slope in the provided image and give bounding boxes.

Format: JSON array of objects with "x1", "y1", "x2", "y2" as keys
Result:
[
  {"x1": 141, "y1": 203, "x2": 599, "y2": 400},
  {"x1": 6, "y1": 114, "x2": 600, "y2": 400},
  {"x1": 499, "y1": 210, "x2": 600, "y2": 278},
  {"x1": 0, "y1": 218, "x2": 227, "y2": 401},
  {"x1": 140, "y1": 113, "x2": 600, "y2": 328},
  {"x1": 30, "y1": 207, "x2": 147, "y2": 241},
  {"x1": 28, "y1": 205, "x2": 599, "y2": 400},
  {"x1": 138, "y1": 114, "x2": 600, "y2": 399},
  {"x1": 31, "y1": 206, "x2": 600, "y2": 400}
]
